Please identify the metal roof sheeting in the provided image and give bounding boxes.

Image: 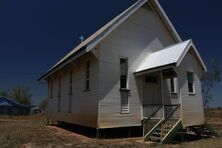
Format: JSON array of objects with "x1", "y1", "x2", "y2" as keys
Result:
[{"x1": 136, "y1": 40, "x2": 207, "y2": 73}]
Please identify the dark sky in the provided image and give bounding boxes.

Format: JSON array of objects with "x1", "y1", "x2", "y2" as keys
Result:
[{"x1": 0, "y1": 0, "x2": 221, "y2": 107}]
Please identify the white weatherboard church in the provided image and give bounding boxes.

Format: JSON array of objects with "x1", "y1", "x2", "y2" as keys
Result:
[{"x1": 39, "y1": 0, "x2": 219, "y2": 143}]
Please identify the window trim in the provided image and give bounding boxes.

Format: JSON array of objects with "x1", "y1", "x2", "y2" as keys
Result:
[
  {"x1": 85, "y1": 61, "x2": 90, "y2": 91},
  {"x1": 120, "y1": 57, "x2": 129, "y2": 90},
  {"x1": 50, "y1": 79, "x2": 53, "y2": 99},
  {"x1": 187, "y1": 71, "x2": 195, "y2": 95},
  {"x1": 69, "y1": 70, "x2": 73, "y2": 95},
  {"x1": 169, "y1": 78, "x2": 177, "y2": 94},
  {"x1": 58, "y1": 76, "x2": 61, "y2": 112},
  {"x1": 58, "y1": 76, "x2": 61, "y2": 98},
  {"x1": 119, "y1": 57, "x2": 130, "y2": 114}
]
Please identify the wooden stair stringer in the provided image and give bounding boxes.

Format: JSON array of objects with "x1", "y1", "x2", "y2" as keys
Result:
[
  {"x1": 161, "y1": 119, "x2": 182, "y2": 144},
  {"x1": 144, "y1": 118, "x2": 164, "y2": 141}
]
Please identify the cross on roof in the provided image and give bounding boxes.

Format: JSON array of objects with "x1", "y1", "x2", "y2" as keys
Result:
[{"x1": 79, "y1": 35, "x2": 85, "y2": 43}]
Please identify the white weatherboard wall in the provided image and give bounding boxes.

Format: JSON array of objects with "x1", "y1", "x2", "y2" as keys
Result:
[
  {"x1": 47, "y1": 53, "x2": 100, "y2": 128},
  {"x1": 178, "y1": 50, "x2": 205, "y2": 127},
  {"x1": 98, "y1": 4, "x2": 176, "y2": 128}
]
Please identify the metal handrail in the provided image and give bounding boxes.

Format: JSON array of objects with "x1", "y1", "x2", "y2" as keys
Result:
[
  {"x1": 164, "y1": 104, "x2": 181, "y2": 121},
  {"x1": 142, "y1": 105, "x2": 162, "y2": 124},
  {"x1": 143, "y1": 104, "x2": 181, "y2": 141},
  {"x1": 142, "y1": 104, "x2": 180, "y2": 123}
]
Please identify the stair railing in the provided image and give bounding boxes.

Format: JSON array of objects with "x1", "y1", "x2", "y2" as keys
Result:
[
  {"x1": 163, "y1": 104, "x2": 181, "y2": 120},
  {"x1": 142, "y1": 105, "x2": 163, "y2": 137},
  {"x1": 161, "y1": 104, "x2": 182, "y2": 143}
]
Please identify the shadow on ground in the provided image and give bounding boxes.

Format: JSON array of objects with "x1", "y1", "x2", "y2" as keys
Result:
[
  {"x1": 55, "y1": 122, "x2": 143, "y2": 139},
  {"x1": 169, "y1": 132, "x2": 212, "y2": 144}
]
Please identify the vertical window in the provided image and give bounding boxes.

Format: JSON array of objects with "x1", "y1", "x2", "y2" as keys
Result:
[
  {"x1": 50, "y1": 80, "x2": 53, "y2": 99},
  {"x1": 69, "y1": 71, "x2": 73, "y2": 95},
  {"x1": 120, "y1": 58, "x2": 129, "y2": 113},
  {"x1": 58, "y1": 77, "x2": 61, "y2": 112},
  {"x1": 85, "y1": 61, "x2": 90, "y2": 91},
  {"x1": 68, "y1": 71, "x2": 72, "y2": 113},
  {"x1": 58, "y1": 77, "x2": 61, "y2": 98},
  {"x1": 170, "y1": 78, "x2": 176, "y2": 93},
  {"x1": 187, "y1": 72, "x2": 194, "y2": 93},
  {"x1": 120, "y1": 58, "x2": 128, "y2": 89}
]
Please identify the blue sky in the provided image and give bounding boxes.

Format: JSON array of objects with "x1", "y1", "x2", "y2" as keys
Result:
[{"x1": 0, "y1": 0, "x2": 221, "y2": 107}]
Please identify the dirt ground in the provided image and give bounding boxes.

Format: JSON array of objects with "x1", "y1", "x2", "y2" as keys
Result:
[{"x1": 0, "y1": 109, "x2": 222, "y2": 148}]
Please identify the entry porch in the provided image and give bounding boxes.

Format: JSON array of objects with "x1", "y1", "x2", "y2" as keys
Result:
[{"x1": 134, "y1": 40, "x2": 209, "y2": 143}]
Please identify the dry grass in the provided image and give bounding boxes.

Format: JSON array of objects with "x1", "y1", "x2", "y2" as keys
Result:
[{"x1": 0, "y1": 110, "x2": 221, "y2": 148}]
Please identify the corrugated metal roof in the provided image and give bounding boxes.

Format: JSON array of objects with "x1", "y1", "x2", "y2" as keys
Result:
[
  {"x1": 136, "y1": 40, "x2": 207, "y2": 73},
  {"x1": 38, "y1": 0, "x2": 182, "y2": 81}
]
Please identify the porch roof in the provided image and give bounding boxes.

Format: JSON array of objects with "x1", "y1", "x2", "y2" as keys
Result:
[{"x1": 135, "y1": 40, "x2": 207, "y2": 74}]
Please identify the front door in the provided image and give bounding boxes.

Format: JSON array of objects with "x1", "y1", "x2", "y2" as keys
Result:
[{"x1": 142, "y1": 75, "x2": 161, "y2": 105}]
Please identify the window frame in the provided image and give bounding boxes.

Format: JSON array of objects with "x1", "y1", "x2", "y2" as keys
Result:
[
  {"x1": 50, "y1": 79, "x2": 53, "y2": 99},
  {"x1": 58, "y1": 76, "x2": 61, "y2": 112},
  {"x1": 69, "y1": 70, "x2": 73, "y2": 95},
  {"x1": 120, "y1": 57, "x2": 128, "y2": 90},
  {"x1": 169, "y1": 78, "x2": 177, "y2": 94},
  {"x1": 187, "y1": 71, "x2": 195, "y2": 94},
  {"x1": 119, "y1": 57, "x2": 130, "y2": 114},
  {"x1": 58, "y1": 76, "x2": 61, "y2": 98},
  {"x1": 85, "y1": 61, "x2": 90, "y2": 91},
  {"x1": 68, "y1": 71, "x2": 73, "y2": 113}
]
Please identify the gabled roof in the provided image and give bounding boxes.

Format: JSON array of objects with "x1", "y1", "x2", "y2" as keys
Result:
[
  {"x1": 38, "y1": 0, "x2": 182, "y2": 81},
  {"x1": 0, "y1": 102, "x2": 13, "y2": 107},
  {"x1": 0, "y1": 96, "x2": 30, "y2": 108},
  {"x1": 135, "y1": 39, "x2": 207, "y2": 74}
]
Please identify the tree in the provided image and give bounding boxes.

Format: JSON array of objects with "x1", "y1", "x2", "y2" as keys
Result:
[
  {"x1": 0, "y1": 89, "x2": 10, "y2": 98},
  {"x1": 201, "y1": 59, "x2": 221, "y2": 108},
  {"x1": 11, "y1": 86, "x2": 33, "y2": 105}
]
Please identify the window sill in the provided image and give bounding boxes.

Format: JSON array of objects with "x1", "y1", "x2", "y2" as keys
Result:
[
  {"x1": 119, "y1": 88, "x2": 130, "y2": 92},
  {"x1": 188, "y1": 93, "x2": 196, "y2": 96},
  {"x1": 120, "y1": 112, "x2": 131, "y2": 115},
  {"x1": 169, "y1": 92, "x2": 178, "y2": 95},
  {"x1": 84, "y1": 89, "x2": 90, "y2": 92}
]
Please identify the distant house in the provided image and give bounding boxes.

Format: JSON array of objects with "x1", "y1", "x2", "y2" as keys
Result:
[
  {"x1": 38, "y1": 0, "x2": 218, "y2": 143},
  {"x1": 0, "y1": 96, "x2": 30, "y2": 115}
]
